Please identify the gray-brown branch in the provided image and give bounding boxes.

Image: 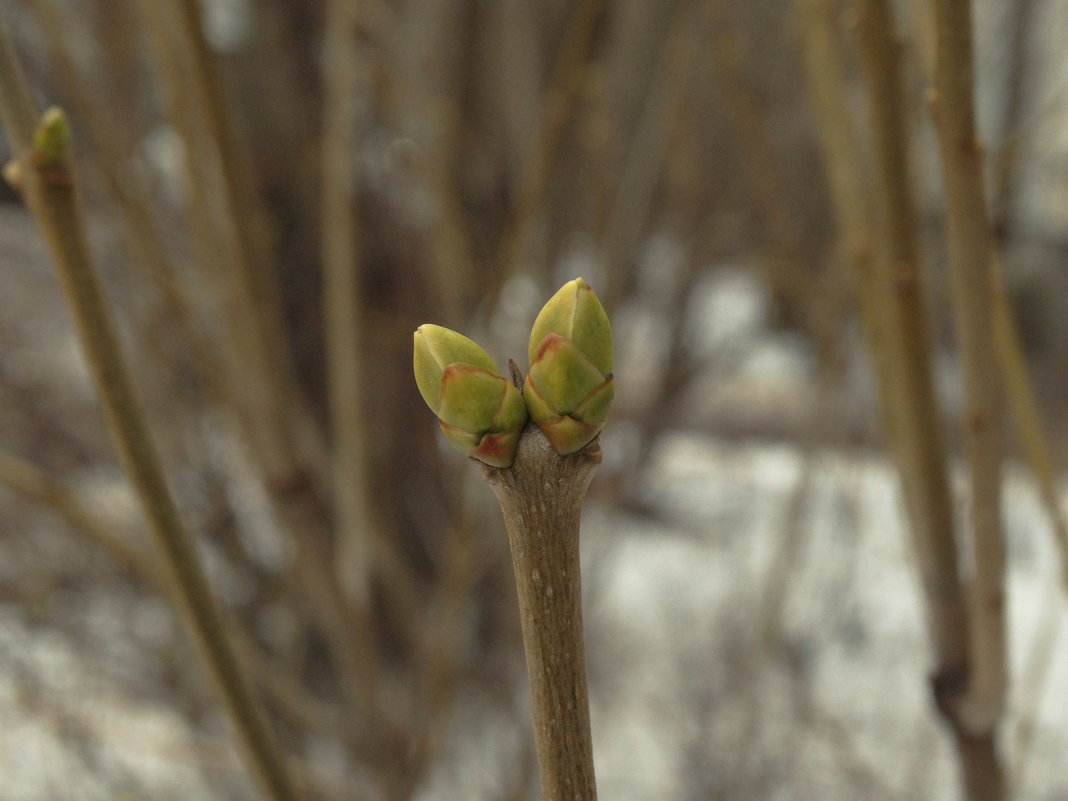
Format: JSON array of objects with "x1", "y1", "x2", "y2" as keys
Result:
[{"x1": 485, "y1": 425, "x2": 600, "y2": 801}]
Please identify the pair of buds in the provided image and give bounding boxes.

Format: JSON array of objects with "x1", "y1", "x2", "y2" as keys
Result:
[{"x1": 414, "y1": 278, "x2": 614, "y2": 467}]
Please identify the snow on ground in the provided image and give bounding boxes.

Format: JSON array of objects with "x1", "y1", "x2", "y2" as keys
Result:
[
  {"x1": 3, "y1": 231, "x2": 1065, "y2": 798},
  {"x1": 2, "y1": 437, "x2": 1067, "y2": 800},
  {"x1": 585, "y1": 434, "x2": 1068, "y2": 801}
]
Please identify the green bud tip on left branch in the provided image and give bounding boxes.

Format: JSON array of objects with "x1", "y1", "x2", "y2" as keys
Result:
[
  {"x1": 3, "y1": 107, "x2": 73, "y2": 191},
  {"x1": 413, "y1": 324, "x2": 528, "y2": 468},
  {"x1": 32, "y1": 107, "x2": 72, "y2": 171}
]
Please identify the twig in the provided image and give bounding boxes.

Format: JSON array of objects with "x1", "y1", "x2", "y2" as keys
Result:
[
  {"x1": 322, "y1": 0, "x2": 379, "y2": 613},
  {"x1": 989, "y1": 263, "x2": 1068, "y2": 591},
  {"x1": 855, "y1": 0, "x2": 968, "y2": 679},
  {"x1": 405, "y1": 483, "x2": 481, "y2": 785},
  {"x1": 794, "y1": 0, "x2": 901, "y2": 478},
  {"x1": 151, "y1": 0, "x2": 323, "y2": 482},
  {"x1": 0, "y1": 448, "x2": 369, "y2": 749},
  {"x1": 989, "y1": 0, "x2": 1037, "y2": 236},
  {"x1": 132, "y1": 0, "x2": 290, "y2": 475},
  {"x1": 926, "y1": 0, "x2": 1007, "y2": 797},
  {"x1": 495, "y1": 0, "x2": 605, "y2": 286},
  {"x1": 26, "y1": 0, "x2": 231, "y2": 413},
  {"x1": 0, "y1": 30, "x2": 301, "y2": 801},
  {"x1": 599, "y1": 0, "x2": 708, "y2": 311},
  {"x1": 485, "y1": 425, "x2": 600, "y2": 801},
  {"x1": 0, "y1": 447, "x2": 158, "y2": 583},
  {"x1": 707, "y1": 3, "x2": 845, "y2": 361},
  {"x1": 131, "y1": 0, "x2": 389, "y2": 736},
  {"x1": 1009, "y1": 573, "x2": 1062, "y2": 791}
]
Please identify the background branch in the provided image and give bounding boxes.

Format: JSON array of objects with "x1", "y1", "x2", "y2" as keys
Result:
[
  {"x1": 926, "y1": 0, "x2": 1007, "y2": 796},
  {"x1": 0, "y1": 29, "x2": 302, "y2": 801}
]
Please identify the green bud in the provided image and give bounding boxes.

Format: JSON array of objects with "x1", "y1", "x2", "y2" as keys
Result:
[
  {"x1": 33, "y1": 108, "x2": 72, "y2": 169},
  {"x1": 524, "y1": 278, "x2": 614, "y2": 454},
  {"x1": 414, "y1": 324, "x2": 528, "y2": 467}
]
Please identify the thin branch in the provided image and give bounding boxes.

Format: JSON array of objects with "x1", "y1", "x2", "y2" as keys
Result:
[
  {"x1": 1009, "y1": 574, "x2": 1062, "y2": 791},
  {"x1": 707, "y1": 3, "x2": 844, "y2": 358},
  {"x1": 132, "y1": 0, "x2": 289, "y2": 474},
  {"x1": 130, "y1": 0, "x2": 388, "y2": 735},
  {"x1": 989, "y1": 0, "x2": 1037, "y2": 237},
  {"x1": 158, "y1": 0, "x2": 321, "y2": 482},
  {"x1": 926, "y1": 0, "x2": 1007, "y2": 798},
  {"x1": 319, "y1": 2, "x2": 412, "y2": 785},
  {"x1": 0, "y1": 447, "x2": 158, "y2": 583},
  {"x1": 0, "y1": 447, "x2": 368, "y2": 748},
  {"x1": 405, "y1": 483, "x2": 481, "y2": 784},
  {"x1": 990, "y1": 263, "x2": 1068, "y2": 591},
  {"x1": 0, "y1": 24, "x2": 37, "y2": 155},
  {"x1": 600, "y1": 0, "x2": 709, "y2": 312},
  {"x1": 321, "y1": 0, "x2": 378, "y2": 621},
  {"x1": 0, "y1": 30, "x2": 302, "y2": 801},
  {"x1": 26, "y1": 0, "x2": 231, "y2": 411},
  {"x1": 795, "y1": 0, "x2": 888, "y2": 378},
  {"x1": 855, "y1": 0, "x2": 968, "y2": 677},
  {"x1": 495, "y1": 0, "x2": 606, "y2": 285}
]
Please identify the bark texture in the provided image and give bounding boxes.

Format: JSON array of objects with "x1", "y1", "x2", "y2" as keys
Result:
[{"x1": 486, "y1": 425, "x2": 600, "y2": 801}]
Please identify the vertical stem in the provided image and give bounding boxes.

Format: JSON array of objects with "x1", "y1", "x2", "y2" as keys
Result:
[
  {"x1": 600, "y1": 0, "x2": 709, "y2": 312},
  {"x1": 132, "y1": 2, "x2": 385, "y2": 736},
  {"x1": 486, "y1": 426, "x2": 600, "y2": 801},
  {"x1": 495, "y1": 0, "x2": 605, "y2": 286},
  {"x1": 0, "y1": 31, "x2": 302, "y2": 801},
  {"x1": 794, "y1": 0, "x2": 890, "y2": 431},
  {"x1": 26, "y1": 0, "x2": 230, "y2": 412},
  {"x1": 854, "y1": 8, "x2": 1010, "y2": 799},
  {"x1": 928, "y1": 0, "x2": 1006, "y2": 718},
  {"x1": 990, "y1": 263, "x2": 1068, "y2": 591},
  {"x1": 926, "y1": 0, "x2": 1007, "y2": 797},
  {"x1": 989, "y1": 0, "x2": 1037, "y2": 236},
  {"x1": 856, "y1": 0, "x2": 968, "y2": 676},
  {"x1": 167, "y1": 0, "x2": 307, "y2": 480},
  {"x1": 322, "y1": 0, "x2": 377, "y2": 609},
  {"x1": 0, "y1": 31, "x2": 37, "y2": 152},
  {"x1": 319, "y1": 4, "x2": 407, "y2": 785}
]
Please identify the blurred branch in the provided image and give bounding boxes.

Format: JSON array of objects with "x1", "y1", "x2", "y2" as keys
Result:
[
  {"x1": 496, "y1": 0, "x2": 606, "y2": 285},
  {"x1": 1009, "y1": 574, "x2": 1062, "y2": 792},
  {"x1": 0, "y1": 21, "x2": 36, "y2": 153},
  {"x1": 133, "y1": 0, "x2": 287, "y2": 472},
  {"x1": 989, "y1": 0, "x2": 1037, "y2": 238},
  {"x1": 990, "y1": 266, "x2": 1068, "y2": 591},
  {"x1": 708, "y1": 4, "x2": 842, "y2": 358},
  {"x1": 151, "y1": 0, "x2": 319, "y2": 482},
  {"x1": 405, "y1": 495, "x2": 482, "y2": 792},
  {"x1": 319, "y1": 6, "x2": 425, "y2": 794},
  {"x1": 855, "y1": 0, "x2": 967, "y2": 681},
  {"x1": 0, "y1": 447, "x2": 378, "y2": 765},
  {"x1": 600, "y1": 0, "x2": 708, "y2": 312},
  {"x1": 0, "y1": 448, "x2": 157, "y2": 582},
  {"x1": 130, "y1": 0, "x2": 394, "y2": 743},
  {"x1": 926, "y1": 0, "x2": 1007, "y2": 799},
  {"x1": 758, "y1": 449, "x2": 816, "y2": 645},
  {"x1": 321, "y1": 0, "x2": 379, "y2": 628},
  {"x1": 795, "y1": 0, "x2": 888, "y2": 380},
  {"x1": 0, "y1": 29, "x2": 301, "y2": 801},
  {"x1": 26, "y1": 0, "x2": 230, "y2": 411}
]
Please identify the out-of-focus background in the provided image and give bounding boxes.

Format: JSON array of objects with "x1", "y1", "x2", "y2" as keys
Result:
[{"x1": 1, "y1": 0, "x2": 1067, "y2": 799}]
